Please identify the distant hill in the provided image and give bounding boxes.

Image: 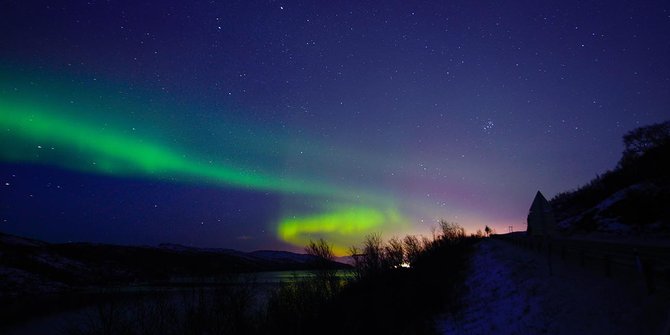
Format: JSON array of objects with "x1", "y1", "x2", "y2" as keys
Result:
[
  {"x1": 550, "y1": 120, "x2": 670, "y2": 235},
  {"x1": 0, "y1": 232, "x2": 348, "y2": 298}
]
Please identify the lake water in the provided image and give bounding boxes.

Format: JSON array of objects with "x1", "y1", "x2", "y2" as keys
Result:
[{"x1": 2, "y1": 270, "x2": 354, "y2": 335}]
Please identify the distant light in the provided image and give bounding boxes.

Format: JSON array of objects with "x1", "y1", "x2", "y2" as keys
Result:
[{"x1": 400, "y1": 262, "x2": 410, "y2": 268}]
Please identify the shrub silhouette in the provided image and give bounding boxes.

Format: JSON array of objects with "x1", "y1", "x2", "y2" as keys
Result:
[
  {"x1": 403, "y1": 235, "x2": 422, "y2": 266},
  {"x1": 66, "y1": 220, "x2": 477, "y2": 335},
  {"x1": 385, "y1": 236, "x2": 405, "y2": 268}
]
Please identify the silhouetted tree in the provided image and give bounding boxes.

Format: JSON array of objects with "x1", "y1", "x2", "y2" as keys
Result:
[
  {"x1": 420, "y1": 235, "x2": 433, "y2": 250},
  {"x1": 348, "y1": 245, "x2": 364, "y2": 280},
  {"x1": 621, "y1": 120, "x2": 670, "y2": 162},
  {"x1": 305, "y1": 238, "x2": 338, "y2": 294},
  {"x1": 305, "y1": 238, "x2": 334, "y2": 264},
  {"x1": 403, "y1": 235, "x2": 422, "y2": 265},
  {"x1": 439, "y1": 220, "x2": 465, "y2": 242},
  {"x1": 361, "y1": 233, "x2": 384, "y2": 274},
  {"x1": 385, "y1": 236, "x2": 404, "y2": 268},
  {"x1": 484, "y1": 225, "x2": 492, "y2": 237}
]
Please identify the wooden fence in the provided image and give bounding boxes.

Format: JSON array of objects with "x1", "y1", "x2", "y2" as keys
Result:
[{"x1": 494, "y1": 233, "x2": 670, "y2": 296}]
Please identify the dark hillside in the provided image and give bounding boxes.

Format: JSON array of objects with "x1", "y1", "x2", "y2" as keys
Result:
[
  {"x1": 550, "y1": 121, "x2": 670, "y2": 234},
  {"x1": 0, "y1": 232, "x2": 348, "y2": 298}
]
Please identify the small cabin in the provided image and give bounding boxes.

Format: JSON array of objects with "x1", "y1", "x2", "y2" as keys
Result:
[{"x1": 526, "y1": 191, "x2": 556, "y2": 236}]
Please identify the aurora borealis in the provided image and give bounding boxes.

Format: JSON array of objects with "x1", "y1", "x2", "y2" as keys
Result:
[
  {"x1": 1, "y1": 1, "x2": 669, "y2": 254},
  {"x1": 279, "y1": 207, "x2": 407, "y2": 256},
  {"x1": 0, "y1": 68, "x2": 412, "y2": 253},
  {"x1": 0, "y1": 99, "x2": 358, "y2": 199},
  {"x1": 0, "y1": 71, "x2": 405, "y2": 253}
]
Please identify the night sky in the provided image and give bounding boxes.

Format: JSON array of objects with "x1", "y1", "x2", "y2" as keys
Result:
[{"x1": 1, "y1": 1, "x2": 669, "y2": 254}]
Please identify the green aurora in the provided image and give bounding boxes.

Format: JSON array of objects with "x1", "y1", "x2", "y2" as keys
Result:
[
  {"x1": 0, "y1": 77, "x2": 410, "y2": 253},
  {"x1": 1, "y1": 100, "x2": 339, "y2": 197}
]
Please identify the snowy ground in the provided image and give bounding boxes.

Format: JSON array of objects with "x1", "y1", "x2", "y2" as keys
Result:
[{"x1": 437, "y1": 239, "x2": 670, "y2": 335}]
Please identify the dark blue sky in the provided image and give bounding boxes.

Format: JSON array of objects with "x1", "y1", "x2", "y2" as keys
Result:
[{"x1": 1, "y1": 1, "x2": 669, "y2": 252}]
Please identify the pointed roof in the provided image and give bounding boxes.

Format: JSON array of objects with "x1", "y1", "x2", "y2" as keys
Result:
[
  {"x1": 528, "y1": 191, "x2": 551, "y2": 214},
  {"x1": 529, "y1": 190, "x2": 549, "y2": 212}
]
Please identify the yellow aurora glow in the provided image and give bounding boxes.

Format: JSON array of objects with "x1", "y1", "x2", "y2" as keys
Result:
[{"x1": 278, "y1": 206, "x2": 409, "y2": 255}]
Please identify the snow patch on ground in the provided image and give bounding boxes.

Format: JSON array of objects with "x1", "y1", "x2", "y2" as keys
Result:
[
  {"x1": 436, "y1": 239, "x2": 670, "y2": 335},
  {"x1": 597, "y1": 218, "x2": 632, "y2": 233}
]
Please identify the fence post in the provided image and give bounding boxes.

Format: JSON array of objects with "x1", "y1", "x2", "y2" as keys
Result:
[
  {"x1": 642, "y1": 260, "x2": 655, "y2": 294},
  {"x1": 560, "y1": 245, "x2": 566, "y2": 261},
  {"x1": 546, "y1": 240, "x2": 553, "y2": 276}
]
